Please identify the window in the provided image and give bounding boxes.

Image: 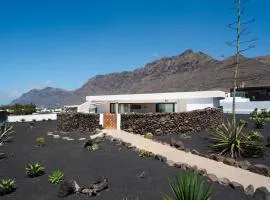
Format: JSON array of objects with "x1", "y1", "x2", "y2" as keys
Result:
[
  {"x1": 110, "y1": 103, "x2": 116, "y2": 113},
  {"x1": 89, "y1": 107, "x2": 97, "y2": 113},
  {"x1": 156, "y1": 103, "x2": 175, "y2": 113},
  {"x1": 118, "y1": 104, "x2": 131, "y2": 113}
]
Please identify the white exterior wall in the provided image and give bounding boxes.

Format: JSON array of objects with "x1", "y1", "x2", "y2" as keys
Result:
[
  {"x1": 8, "y1": 114, "x2": 57, "y2": 122},
  {"x1": 186, "y1": 98, "x2": 214, "y2": 111},
  {"x1": 97, "y1": 103, "x2": 110, "y2": 113},
  {"x1": 77, "y1": 101, "x2": 90, "y2": 113},
  {"x1": 221, "y1": 101, "x2": 270, "y2": 114}
]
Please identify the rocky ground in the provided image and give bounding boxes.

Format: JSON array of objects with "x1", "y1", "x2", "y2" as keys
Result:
[
  {"x1": 154, "y1": 114, "x2": 270, "y2": 167},
  {"x1": 0, "y1": 121, "x2": 254, "y2": 200}
]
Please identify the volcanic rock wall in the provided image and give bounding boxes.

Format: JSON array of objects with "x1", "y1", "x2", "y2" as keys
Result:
[
  {"x1": 121, "y1": 108, "x2": 223, "y2": 135},
  {"x1": 57, "y1": 113, "x2": 100, "y2": 133}
]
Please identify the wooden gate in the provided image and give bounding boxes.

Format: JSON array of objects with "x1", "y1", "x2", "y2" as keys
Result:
[{"x1": 103, "y1": 113, "x2": 117, "y2": 129}]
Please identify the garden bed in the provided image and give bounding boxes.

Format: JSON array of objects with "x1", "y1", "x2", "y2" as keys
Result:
[
  {"x1": 0, "y1": 121, "x2": 253, "y2": 199},
  {"x1": 154, "y1": 114, "x2": 270, "y2": 167}
]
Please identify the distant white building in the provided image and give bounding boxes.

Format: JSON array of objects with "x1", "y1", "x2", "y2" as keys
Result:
[{"x1": 77, "y1": 90, "x2": 226, "y2": 114}]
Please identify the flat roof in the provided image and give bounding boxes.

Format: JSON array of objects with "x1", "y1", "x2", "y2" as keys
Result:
[{"x1": 86, "y1": 90, "x2": 226, "y2": 102}]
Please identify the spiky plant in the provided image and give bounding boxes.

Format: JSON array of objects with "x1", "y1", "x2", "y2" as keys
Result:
[
  {"x1": 0, "y1": 178, "x2": 16, "y2": 195},
  {"x1": 36, "y1": 137, "x2": 46, "y2": 147},
  {"x1": 138, "y1": 149, "x2": 154, "y2": 157},
  {"x1": 0, "y1": 123, "x2": 14, "y2": 146},
  {"x1": 26, "y1": 162, "x2": 45, "y2": 177},
  {"x1": 253, "y1": 117, "x2": 265, "y2": 129},
  {"x1": 210, "y1": 120, "x2": 264, "y2": 158},
  {"x1": 162, "y1": 170, "x2": 212, "y2": 200},
  {"x1": 48, "y1": 170, "x2": 64, "y2": 184}
]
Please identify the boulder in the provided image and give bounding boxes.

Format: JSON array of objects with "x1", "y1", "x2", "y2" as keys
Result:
[
  {"x1": 209, "y1": 154, "x2": 223, "y2": 162},
  {"x1": 207, "y1": 174, "x2": 218, "y2": 182},
  {"x1": 253, "y1": 164, "x2": 270, "y2": 177},
  {"x1": 154, "y1": 154, "x2": 167, "y2": 162},
  {"x1": 191, "y1": 149, "x2": 200, "y2": 155},
  {"x1": 238, "y1": 160, "x2": 252, "y2": 170},
  {"x1": 83, "y1": 139, "x2": 93, "y2": 148},
  {"x1": 58, "y1": 180, "x2": 81, "y2": 197},
  {"x1": 229, "y1": 181, "x2": 244, "y2": 192},
  {"x1": 218, "y1": 177, "x2": 230, "y2": 186},
  {"x1": 223, "y1": 158, "x2": 236, "y2": 166},
  {"x1": 198, "y1": 168, "x2": 207, "y2": 175},
  {"x1": 245, "y1": 185, "x2": 255, "y2": 196},
  {"x1": 254, "y1": 187, "x2": 270, "y2": 200},
  {"x1": 166, "y1": 160, "x2": 175, "y2": 167}
]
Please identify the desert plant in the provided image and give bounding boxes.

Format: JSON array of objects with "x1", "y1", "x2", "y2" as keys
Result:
[
  {"x1": 86, "y1": 143, "x2": 99, "y2": 151},
  {"x1": 145, "y1": 132, "x2": 153, "y2": 139},
  {"x1": 138, "y1": 149, "x2": 154, "y2": 157},
  {"x1": 210, "y1": 120, "x2": 264, "y2": 158},
  {"x1": 48, "y1": 170, "x2": 64, "y2": 184},
  {"x1": 162, "y1": 169, "x2": 212, "y2": 200},
  {"x1": 21, "y1": 118, "x2": 25, "y2": 122},
  {"x1": 36, "y1": 137, "x2": 46, "y2": 147},
  {"x1": 0, "y1": 123, "x2": 14, "y2": 146},
  {"x1": 253, "y1": 117, "x2": 265, "y2": 129},
  {"x1": 26, "y1": 162, "x2": 45, "y2": 177},
  {"x1": 239, "y1": 119, "x2": 248, "y2": 127},
  {"x1": 0, "y1": 178, "x2": 16, "y2": 195}
]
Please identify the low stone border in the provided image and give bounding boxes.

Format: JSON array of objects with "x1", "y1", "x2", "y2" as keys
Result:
[
  {"x1": 115, "y1": 130, "x2": 270, "y2": 178},
  {"x1": 100, "y1": 133, "x2": 270, "y2": 199},
  {"x1": 164, "y1": 138, "x2": 270, "y2": 178}
]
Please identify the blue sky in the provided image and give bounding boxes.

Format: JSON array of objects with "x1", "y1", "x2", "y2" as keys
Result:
[{"x1": 0, "y1": 0, "x2": 269, "y2": 104}]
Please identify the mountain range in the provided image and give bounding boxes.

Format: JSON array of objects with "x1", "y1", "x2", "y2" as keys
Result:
[{"x1": 12, "y1": 50, "x2": 270, "y2": 108}]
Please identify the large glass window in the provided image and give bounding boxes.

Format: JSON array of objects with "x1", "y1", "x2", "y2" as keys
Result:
[
  {"x1": 118, "y1": 104, "x2": 131, "y2": 113},
  {"x1": 156, "y1": 103, "x2": 175, "y2": 113}
]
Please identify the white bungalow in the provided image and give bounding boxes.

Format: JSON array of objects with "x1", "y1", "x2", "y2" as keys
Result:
[{"x1": 77, "y1": 90, "x2": 226, "y2": 114}]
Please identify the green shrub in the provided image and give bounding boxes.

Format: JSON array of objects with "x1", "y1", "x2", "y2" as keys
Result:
[
  {"x1": 36, "y1": 137, "x2": 46, "y2": 147},
  {"x1": 254, "y1": 117, "x2": 265, "y2": 129},
  {"x1": 86, "y1": 143, "x2": 99, "y2": 151},
  {"x1": 162, "y1": 169, "x2": 212, "y2": 200},
  {"x1": 138, "y1": 149, "x2": 154, "y2": 157},
  {"x1": 26, "y1": 162, "x2": 45, "y2": 177},
  {"x1": 48, "y1": 170, "x2": 64, "y2": 184},
  {"x1": 250, "y1": 108, "x2": 270, "y2": 121},
  {"x1": 0, "y1": 178, "x2": 16, "y2": 195},
  {"x1": 145, "y1": 132, "x2": 153, "y2": 139},
  {"x1": 0, "y1": 123, "x2": 14, "y2": 145},
  {"x1": 21, "y1": 118, "x2": 25, "y2": 122},
  {"x1": 210, "y1": 120, "x2": 264, "y2": 158},
  {"x1": 239, "y1": 119, "x2": 248, "y2": 127}
]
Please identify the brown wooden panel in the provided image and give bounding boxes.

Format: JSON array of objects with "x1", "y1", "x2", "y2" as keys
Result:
[{"x1": 103, "y1": 113, "x2": 117, "y2": 129}]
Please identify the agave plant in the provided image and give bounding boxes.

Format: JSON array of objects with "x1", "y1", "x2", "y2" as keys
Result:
[
  {"x1": 36, "y1": 137, "x2": 46, "y2": 147},
  {"x1": 0, "y1": 123, "x2": 14, "y2": 146},
  {"x1": 26, "y1": 162, "x2": 45, "y2": 177},
  {"x1": 0, "y1": 178, "x2": 16, "y2": 195},
  {"x1": 48, "y1": 170, "x2": 64, "y2": 184},
  {"x1": 162, "y1": 170, "x2": 212, "y2": 200},
  {"x1": 210, "y1": 120, "x2": 264, "y2": 158}
]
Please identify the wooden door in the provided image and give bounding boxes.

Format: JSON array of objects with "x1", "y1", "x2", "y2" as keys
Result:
[{"x1": 103, "y1": 113, "x2": 117, "y2": 129}]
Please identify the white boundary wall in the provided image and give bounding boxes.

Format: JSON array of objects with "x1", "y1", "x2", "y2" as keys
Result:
[
  {"x1": 221, "y1": 101, "x2": 270, "y2": 114},
  {"x1": 8, "y1": 114, "x2": 57, "y2": 122}
]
